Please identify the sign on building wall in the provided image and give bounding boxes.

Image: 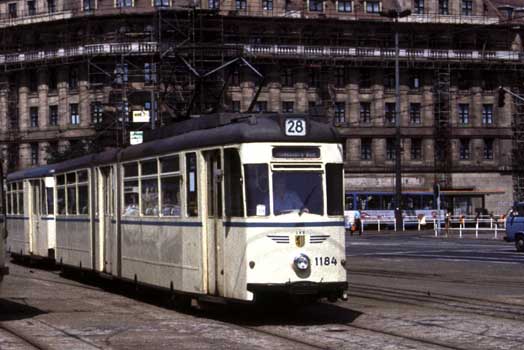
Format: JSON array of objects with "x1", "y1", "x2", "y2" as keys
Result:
[
  {"x1": 130, "y1": 131, "x2": 144, "y2": 145},
  {"x1": 132, "y1": 110, "x2": 150, "y2": 123}
]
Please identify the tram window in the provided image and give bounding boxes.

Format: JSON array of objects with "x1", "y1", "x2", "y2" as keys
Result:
[
  {"x1": 244, "y1": 164, "x2": 269, "y2": 216},
  {"x1": 403, "y1": 195, "x2": 420, "y2": 210},
  {"x1": 7, "y1": 191, "x2": 11, "y2": 214},
  {"x1": 141, "y1": 178, "x2": 158, "y2": 216},
  {"x1": 381, "y1": 195, "x2": 394, "y2": 210},
  {"x1": 18, "y1": 184, "x2": 24, "y2": 214},
  {"x1": 123, "y1": 162, "x2": 138, "y2": 178},
  {"x1": 161, "y1": 176, "x2": 181, "y2": 216},
  {"x1": 78, "y1": 185, "x2": 89, "y2": 215},
  {"x1": 67, "y1": 186, "x2": 77, "y2": 215},
  {"x1": 66, "y1": 172, "x2": 76, "y2": 184},
  {"x1": 224, "y1": 149, "x2": 244, "y2": 217},
  {"x1": 141, "y1": 159, "x2": 158, "y2": 176},
  {"x1": 57, "y1": 175, "x2": 65, "y2": 186},
  {"x1": 421, "y1": 195, "x2": 434, "y2": 209},
  {"x1": 366, "y1": 195, "x2": 380, "y2": 210},
  {"x1": 326, "y1": 163, "x2": 343, "y2": 215},
  {"x1": 123, "y1": 180, "x2": 139, "y2": 216},
  {"x1": 13, "y1": 190, "x2": 18, "y2": 215},
  {"x1": 78, "y1": 170, "x2": 88, "y2": 182},
  {"x1": 161, "y1": 155, "x2": 179, "y2": 173},
  {"x1": 46, "y1": 187, "x2": 54, "y2": 215},
  {"x1": 57, "y1": 188, "x2": 66, "y2": 215},
  {"x1": 273, "y1": 171, "x2": 323, "y2": 215},
  {"x1": 41, "y1": 180, "x2": 47, "y2": 215},
  {"x1": 345, "y1": 194, "x2": 354, "y2": 210},
  {"x1": 186, "y1": 153, "x2": 198, "y2": 217}
]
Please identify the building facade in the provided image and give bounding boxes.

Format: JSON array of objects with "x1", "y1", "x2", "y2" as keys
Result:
[{"x1": 0, "y1": 0, "x2": 522, "y2": 214}]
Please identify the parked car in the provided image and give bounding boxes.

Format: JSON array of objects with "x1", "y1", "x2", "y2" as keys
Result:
[{"x1": 504, "y1": 202, "x2": 524, "y2": 252}]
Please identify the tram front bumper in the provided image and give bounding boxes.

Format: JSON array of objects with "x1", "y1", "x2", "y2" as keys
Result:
[{"x1": 247, "y1": 281, "x2": 348, "y2": 299}]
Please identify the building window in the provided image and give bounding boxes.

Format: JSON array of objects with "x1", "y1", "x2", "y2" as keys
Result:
[
  {"x1": 462, "y1": 0, "x2": 472, "y2": 15},
  {"x1": 49, "y1": 105, "x2": 58, "y2": 126},
  {"x1": 28, "y1": 70, "x2": 38, "y2": 92},
  {"x1": 484, "y1": 139, "x2": 494, "y2": 160},
  {"x1": 282, "y1": 101, "x2": 294, "y2": 113},
  {"x1": 386, "y1": 138, "x2": 396, "y2": 161},
  {"x1": 116, "y1": 0, "x2": 133, "y2": 7},
  {"x1": 335, "y1": 102, "x2": 346, "y2": 123},
  {"x1": 70, "y1": 104, "x2": 80, "y2": 125},
  {"x1": 254, "y1": 101, "x2": 267, "y2": 113},
  {"x1": 482, "y1": 104, "x2": 493, "y2": 125},
  {"x1": 360, "y1": 139, "x2": 372, "y2": 160},
  {"x1": 385, "y1": 103, "x2": 396, "y2": 125},
  {"x1": 310, "y1": 69, "x2": 320, "y2": 88},
  {"x1": 360, "y1": 102, "x2": 371, "y2": 124},
  {"x1": 92, "y1": 102, "x2": 103, "y2": 124},
  {"x1": 459, "y1": 104, "x2": 469, "y2": 125},
  {"x1": 410, "y1": 73, "x2": 421, "y2": 89},
  {"x1": 114, "y1": 64, "x2": 128, "y2": 84},
  {"x1": 410, "y1": 103, "x2": 421, "y2": 125},
  {"x1": 83, "y1": 0, "x2": 94, "y2": 10},
  {"x1": 208, "y1": 0, "x2": 219, "y2": 8},
  {"x1": 262, "y1": 0, "x2": 273, "y2": 10},
  {"x1": 144, "y1": 63, "x2": 157, "y2": 84},
  {"x1": 439, "y1": 0, "x2": 449, "y2": 14},
  {"x1": 411, "y1": 139, "x2": 422, "y2": 160},
  {"x1": 27, "y1": 0, "x2": 36, "y2": 15},
  {"x1": 335, "y1": 67, "x2": 346, "y2": 87},
  {"x1": 236, "y1": 0, "x2": 247, "y2": 10},
  {"x1": 30, "y1": 107, "x2": 39, "y2": 128},
  {"x1": 338, "y1": 0, "x2": 352, "y2": 12},
  {"x1": 414, "y1": 0, "x2": 424, "y2": 14},
  {"x1": 281, "y1": 68, "x2": 294, "y2": 87},
  {"x1": 47, "y1": 0, "x2": 55, "y2": 13},
  {"x1": 366, "y1": 0, "x2": 380, "y2": 13},
  {"x1": 232, "y1": 101, "x2": 240, "y2": 112},
  {"x1": 360, "y1": 70, "x2": 372, "y2": 89},
  {"x1": 31, "y1": 143, "x2": 39, "y2": 166},
  {"x1": 460, "y1": 139, "x2": 470, "y2": 160},
  {"x1": 69, "y1": 68, "x2": 78, "y2": 90},
  {"x1": 8, "y1": 3, "x2": 17, "y2": 18},
  {"x1": 154, "y1": 0, "x2": 169, "y2": 7},
  {"x1": 309, "y1": 0, "x2": 323, "y2": 12},
  {"x1": 384, "y1": 71, "x2": 395, "y2": 90}
]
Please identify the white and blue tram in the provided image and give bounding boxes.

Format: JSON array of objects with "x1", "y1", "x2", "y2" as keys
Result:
[{"x1": 6, "y1": 113, "x2": 348, "y2": 303}]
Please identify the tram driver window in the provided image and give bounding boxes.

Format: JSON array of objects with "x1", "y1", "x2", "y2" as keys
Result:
[
  {"x1": 186, "y1": 153, "x2": 198, "y2": 217},
  {"x1": 244, "y1": 164, "x2": 269, "y2": 216},
  {"x1": 224, "y1": 149, "x2": 244, "y2": 217},
  {"x1": 57, "y1": 175, "x2": 66, "y2": 215}
]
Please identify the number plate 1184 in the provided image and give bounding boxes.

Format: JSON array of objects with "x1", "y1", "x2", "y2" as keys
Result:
[{"x1": 285, "y1": 118, "x2": 306, "y2": 136}]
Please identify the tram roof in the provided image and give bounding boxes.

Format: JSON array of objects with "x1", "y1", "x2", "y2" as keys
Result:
[{"x1": 7, "y1": 113, "x2": 340, "y2": 181}]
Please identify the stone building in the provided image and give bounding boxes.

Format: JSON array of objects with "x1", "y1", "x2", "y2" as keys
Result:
[{"x1": 0, "y1": 0, "x2": 522, "y2": 214}]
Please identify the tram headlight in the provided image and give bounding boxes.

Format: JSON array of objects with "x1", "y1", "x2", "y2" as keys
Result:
[{"x1": 293, "y1": 253, "x2": 310, "y2": 271}]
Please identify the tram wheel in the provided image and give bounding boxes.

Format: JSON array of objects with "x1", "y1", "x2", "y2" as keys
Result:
[
  {"x1": 516, "y1": 235, "x2": 524, "y2": 252},
  {"x1": 171, "y1": 293, "x2": 192, "y2": 311}
]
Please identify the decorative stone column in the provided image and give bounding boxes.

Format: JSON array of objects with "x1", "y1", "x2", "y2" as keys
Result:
[
  {"x1": 57, "y1": 68, "x2": 69, "y2": 127},
  {"x1": 39, "y1": 141, "x2": 49, "y2": 165},
  {"x1": 19, "y1": 143, "x2": 31, "y2": 169},
  {"x1": 79, "y1": 79, "x2": 90, "y2": 128},
  {"x1": 371, "y1": 71, "x2": 383, "y2": 127},
  {"x1": 471, "y1": 86, "x2": 482, "y2": 128},
  {"x1": 346, "y1": 70, "x2": 359, "y2": 125},
  {"x1": 240, "y1": 79, "x2": 255, "y2": 112},
  {"x1": 38, "y1": 69, "x2": 49, "y2": 129},
  {"x1": 267, "y1": 82, "x2": 281, "y2": 113},
  {"x1": 18, "y1": 74, "x2": 29, "y2": 131},
  {"x1": 423, "y1": 139, "x2": 434, "y2": 167},
  {"x1": 422, "y1": 84, "x2": 433, "y2": 127},
  {"x1": 374, "y1": 138, "x2": 385, "y2": 164},
  {"x1": 0, "y1": 76, "x2": 8, "y2": 132}
]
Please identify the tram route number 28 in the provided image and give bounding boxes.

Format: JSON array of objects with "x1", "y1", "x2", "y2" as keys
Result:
[
  {"x1": 285, "y1": 118, "x2": 306, "y2": 136},
  {"x1": 314, "y1": 257, "x2": 337, "y2": 266}
]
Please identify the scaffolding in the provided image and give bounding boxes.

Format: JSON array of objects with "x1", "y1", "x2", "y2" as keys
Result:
[
  {"x1": 512, "y1": 89, "x2": 524, "y2": 201},
  {"x1": 433, "y1": 65, "x2": 452, "y2": 189}
]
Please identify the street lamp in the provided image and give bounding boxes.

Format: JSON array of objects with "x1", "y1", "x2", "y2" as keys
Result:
[{"x1": 380, "y1": 8, "x2": 411, "y2": 231}]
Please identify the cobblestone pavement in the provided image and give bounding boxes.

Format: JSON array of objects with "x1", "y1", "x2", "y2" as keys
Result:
[{"x1": 1, "y1": 232, "x2": 523, "y2": 349}]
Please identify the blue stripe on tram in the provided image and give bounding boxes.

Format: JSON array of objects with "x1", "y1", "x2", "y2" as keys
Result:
[
  {"x1": 223, "y1": 221, "x2": 345, "y2": 228},
  {"x1": 119, "y1": 220, "x2": 202, "y2": 227}
]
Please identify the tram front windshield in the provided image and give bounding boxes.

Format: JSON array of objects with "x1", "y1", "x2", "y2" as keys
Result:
[{"x1": 272, "y1": 171, "x2": 323, "y2": 215}]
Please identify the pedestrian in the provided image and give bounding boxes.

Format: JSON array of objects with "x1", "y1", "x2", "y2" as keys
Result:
[
  {"x1": 445, "y1": 212, "x2": 451, "y2": 237},
  {"x1": 354, "y1": 210, "x2": 362, "y2": 236}
]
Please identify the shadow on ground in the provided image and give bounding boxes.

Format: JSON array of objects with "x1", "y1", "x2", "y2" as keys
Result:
[{"x1": 0, "y1": 298, "x2": 47, "y2": 321}]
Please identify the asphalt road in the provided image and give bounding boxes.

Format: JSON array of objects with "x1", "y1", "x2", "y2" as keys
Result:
[{"x1": 0, "y1": 232, "x2": 523, "y2": 350}]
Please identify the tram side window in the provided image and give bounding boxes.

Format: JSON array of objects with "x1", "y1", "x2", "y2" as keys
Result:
[
  {"x1": 224, "y1": 149, "x2": 244, "y2": 217},
  {"x1": 326, "y1": 163, "x2": 344, "y2": 216},
  {"x1": 161, "y1": 155, "x2": 181, "y2": 217},
  {"x1": 123, "y1": 162, "x2": 139, "y2": 216},
  {"x1": 66, "y1": 173, "x2": 77, "y2": 215},
  {"x1": 18, "y1": 182, "x2": 24, "y2": 215},
  {"x1": 57, "y1": 174, "x2": 66, "y2": 215},
  {"x1": 40, "y1": 180, "x2": 47, "y2": 215},
  {"x1": 46, "y1": 187, "x2": 54, "y2": 215},
  {"x1": 78, "y1": 170, "x2": 89, "y2": 215},
  {"x1": 244, "y1": 164, "x2": 269, "y2": 216},
  {"x1": 13, "y1": 185, "x2": 18, "y2": 215},
  {"x1": 7, "y1": 185, "x2": 12, "y2": 214},
  {"x1": 141, "y1": 160, "x2": 158, "y2": 216},
  {"x1": 186, "y1": 153, "x2": 198, "y2": 217}
]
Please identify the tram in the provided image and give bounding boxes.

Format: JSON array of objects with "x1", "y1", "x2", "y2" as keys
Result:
[
  {"x1": 1, "y1": 164, "x2": 8, "y2": 288},
  {"x1": 5, "y1": 113, "x2": 348, "y2": 304}
]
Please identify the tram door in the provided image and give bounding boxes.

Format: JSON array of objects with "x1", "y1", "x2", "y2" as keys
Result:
[
  {"x1": 204, "y1": 150, "x2": 225, "y2": 296},
  {"x1": 98, "y1": 167, "x2": 115, "y2": 273},
  {"x1": 28, "y1": 180, "x2": 42, "y2": 255}
]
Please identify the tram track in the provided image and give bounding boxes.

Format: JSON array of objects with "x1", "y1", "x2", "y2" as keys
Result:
[
  {"x1": 349, "y1": 282, "x2": 524, "y2": 321},
  {"x1": 0, "y1": 322, "x2": 48, "y2": 350}
]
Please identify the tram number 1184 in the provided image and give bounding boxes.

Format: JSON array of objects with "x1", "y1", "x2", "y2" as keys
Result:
[{"x1": 314, "y1": 257, "x2": 338, "y2": 266}]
